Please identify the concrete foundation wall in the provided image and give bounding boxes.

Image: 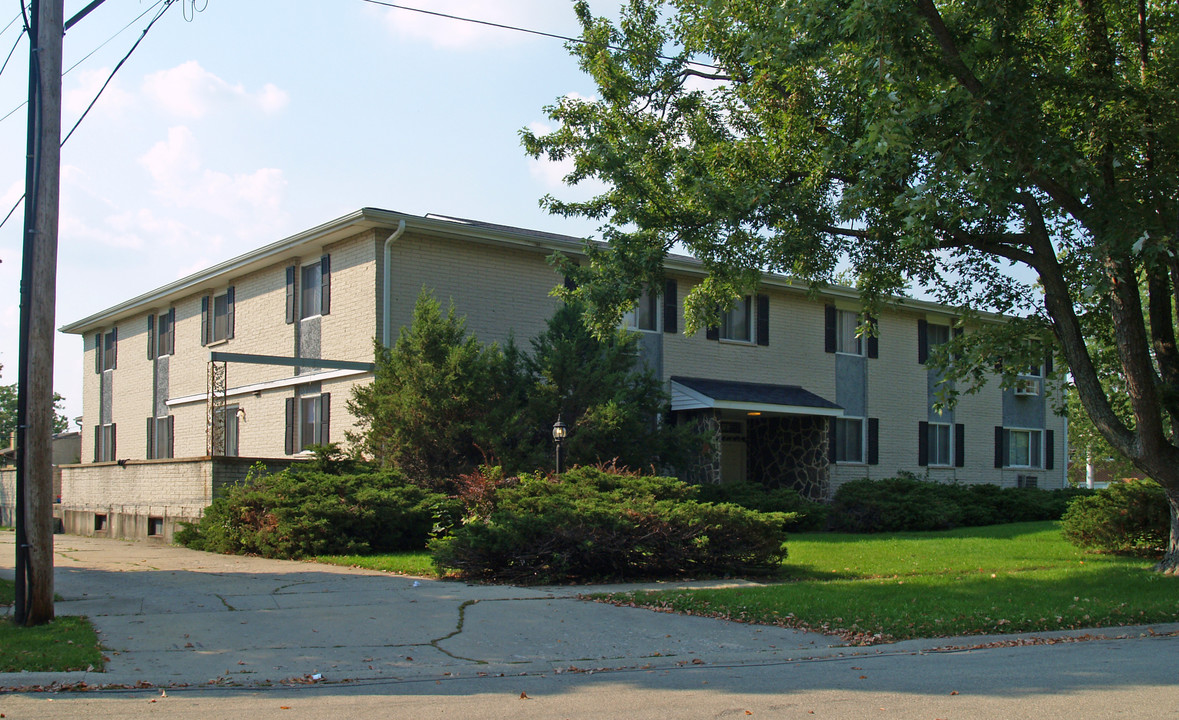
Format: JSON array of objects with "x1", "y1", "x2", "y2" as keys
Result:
[{"x1": 57, "y1": 457, "x2": 301, "y2": 542}]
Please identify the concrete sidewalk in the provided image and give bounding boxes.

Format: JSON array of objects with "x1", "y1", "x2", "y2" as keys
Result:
[{"x1": 1, "y1": 532, "x2": 1176, "y2": 691}]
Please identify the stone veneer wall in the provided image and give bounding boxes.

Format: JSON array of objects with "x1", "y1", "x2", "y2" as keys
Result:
[
  {"x1": 683, "y1": 411, "x2": 722, "y2": 485},
  {"x1": 747, "y1": 416, "x2": 831, "y2": 500}
]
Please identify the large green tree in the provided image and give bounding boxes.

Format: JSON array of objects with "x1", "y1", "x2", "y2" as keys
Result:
[{"x1": 524, "y1": 0, "x2": 1179, "y2": 570}]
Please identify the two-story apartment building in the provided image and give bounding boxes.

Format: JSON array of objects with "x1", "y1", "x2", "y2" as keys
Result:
[{"x1": 58, "y1": 207, "x2": 1066, "y2": 539}]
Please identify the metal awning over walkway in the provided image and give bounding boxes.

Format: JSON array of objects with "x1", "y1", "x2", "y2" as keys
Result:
[{"x1": 670, "y1": 376, "x2": 843, "y2": 417}]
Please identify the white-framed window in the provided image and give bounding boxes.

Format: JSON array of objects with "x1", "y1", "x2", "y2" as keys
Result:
[
  {"x1": 1007, "y1": 428, "x2": 1042, "y2": 468},
  {"x1": 156, "y1": 309, "x2": 175, "y2": 357},
  {"x1": 926, "y1": 322, "x2": 950, "y2": 350},
  {"x1": 94, "y1": 328, "x2": 117, "y2": 372},
  {"x1": 721, "y1": 296, "x2": 753, "y2": 342},
  {"x1": 94, "y1": 422, "x2": 116, "y2": 462},
  {"x1": 202, "y1": 287, "x2": 235, "y2": 345},
  {"x1": 289, "y1": 393, "x2": 330, "y2": 452},
  {"x1": 301, "y1": 262, "x2": 322, "y2": 319},
  {"x1": 622, "y1": 286, "x2": 659, "y2": 332},
  {"x1": 835, "y1": 309, "x2": 862, "y2": 355},
  {"x1": 833, "y1": 417, "x2": 864, "y2": 463},
  {"x1": 928, "y1": 422, "x2": 952, "y2": 466},
  {"x1": 147, "y1": 416, "x2": 173, "y2": 460}
]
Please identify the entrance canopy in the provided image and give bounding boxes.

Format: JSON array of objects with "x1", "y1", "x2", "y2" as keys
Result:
[{"x1": 670, "y1": 376, "x2": 843, "y2": 417}]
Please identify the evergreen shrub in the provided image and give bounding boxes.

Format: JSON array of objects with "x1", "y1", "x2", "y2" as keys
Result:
[
  {"x1": 176, "y1": 463, "x2": 459, "y2": 559},
  {"x1": 694, "y1": 481, "x2": 829, "y2": 531},
  {"x1": 1060, "y1": 479, "x2": 1169, "y2": 556},
  {"x1": 429, "y1": 466, "x2": 791, "y2": 583}
]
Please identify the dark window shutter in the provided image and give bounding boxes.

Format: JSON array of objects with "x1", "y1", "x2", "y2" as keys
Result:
[
  {"x1": 756, "y1": 294, "x2": 770, "y2": 346},
  {"x1": 994, "y1": 426, "x2": 1006, "y2": 468},
  {"x1": 1045, "y1": 351, "x2": 1053, "y2": 376},
  {"x1": 146, "y1": 417, "x2": 154, "y2": 459},
  {"x1": 706, "y1": 325, "x2": 719, "y2": 341},
  {"x1": 111, "y1": 328, "x2": 117, "y2": 369},
  {"x1": 955, "y1": 423, "x2": 965, "y2": 467},
  {"x1": 147, "y1": 315, "x2": 156, "y2": 361},
  {"x1": 168, "y1": 309, "x2": 176, "y2": 355},
  {"x1": 168, "y1": 415, "x2": 175, "y2": 458},
  {"x1": 918, "y1": 421, "x2": 929, "y2": 466},
  {"x1": 110, "y1": 423, "x2": 116, "y2": 460},
  {"x1": 563, "y1": 274, "x2": 577, "y2": 291},
  {"x1": 918, "y1": 319, "x2": 928, "y2": 364},
  {"x1": 320, "y1": 392, "x2": 331, "y2": 444},
  {"x1": 824, "y1": 304, "x2": 836, "y2": 353},
  {"x1": 868, "y1": 418, "x2": 879, "y2": 465},
  {"x1": 663, "y1": 279, "x2": 677, "y2": 334},
  {"x1": 320, "y1": 255, "x2": 331, "y2": 316},
  {"x1": 201, "y1": 296, "x2": 210, "y2": 346},
  {"x1": 94, "y1": 333, "x2": 102, "y2": 373},
  {"x1": 93, "y1": 426, "x2": 101, "y2": 462},
  {"x1": 867, "y1": 316, "x2": 878, "y2": 358},
  {"x1": 827, "y1": 417, "x2": 837, "y2": 463},
  {"x1": 285, "y1": 398, "x2": 296, "y2": 455},
  {"x1": 286, "y1": 266, "x2": 296, "y2": 323},
  {"x1": 226, "y1": 287, "x2": 235, "y2": 339},
  {"x1": 953, "y1": 326, "x2": 964, "y2": 340},
  {"x1": 1045, "y1": 429, "x2": 1055, "y2": 469}
]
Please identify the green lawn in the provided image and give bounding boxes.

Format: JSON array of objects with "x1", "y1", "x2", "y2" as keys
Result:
[{"x1": 598, "y1": 521, "x2": 1179, "y2": 643}]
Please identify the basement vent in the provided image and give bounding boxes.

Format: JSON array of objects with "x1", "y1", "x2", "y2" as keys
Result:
[{"x1": 1017, "y1": 474, "x2": 1039, "y2": 489}]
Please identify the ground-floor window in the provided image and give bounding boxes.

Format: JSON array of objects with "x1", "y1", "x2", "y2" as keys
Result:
[
  {"x1": 833, "y1": 417, "x2": 863, "y2": 463},
  {"x1": 286, "y1": 393, "x2": 330, "y2": 453},
  {"x1": 94, "y1": 423, "x2": 116, "y2": 462}
]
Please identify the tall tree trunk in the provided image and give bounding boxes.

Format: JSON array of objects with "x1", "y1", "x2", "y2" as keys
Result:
[{"x1": 1157, "y1": 485, "x2": 1179, "y2": 574}]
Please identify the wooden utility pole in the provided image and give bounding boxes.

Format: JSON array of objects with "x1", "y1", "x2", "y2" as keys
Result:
[{"x1": 15, "y1": 0, "x2": 63, "y2": 626}]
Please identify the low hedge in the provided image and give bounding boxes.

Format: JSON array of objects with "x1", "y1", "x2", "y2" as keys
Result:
[
  {"x1": 176, "y1": 464, "x2": 459, "y2": 558},
  {"x1": 1060, "y1": 479, "x2": 1170, "y2": 556},
  {"x1": 430, "y1": 466, "x2": 792, "y2": 584},
  {"x1": 828, "y1": 477, "x2": 1093, "y2": 533}
]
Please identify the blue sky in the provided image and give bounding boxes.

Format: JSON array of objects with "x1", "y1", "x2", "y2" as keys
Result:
[{"x1": 0, "y1": 0, "x2": 623, "y2": 421}]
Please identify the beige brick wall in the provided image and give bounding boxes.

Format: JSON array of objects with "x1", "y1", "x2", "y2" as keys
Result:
[{"x1": 388, "y1": 231, "x2": 563, "y2": 348}]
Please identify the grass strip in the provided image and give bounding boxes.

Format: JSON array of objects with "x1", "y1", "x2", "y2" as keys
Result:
[
  {"x1": 0, "y1": 615, "x2": 105, "y2": 673},
  {"x1": 597, "y1": 521, "x2": 1179, "y2": 644},
  {"x1": 314, "y1": 550, "x2": 439, "y2": 578}
]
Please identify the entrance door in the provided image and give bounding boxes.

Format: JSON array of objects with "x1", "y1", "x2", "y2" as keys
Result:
[{"x1": 719, "y1": 419, "x2": 747, "y2": 483}]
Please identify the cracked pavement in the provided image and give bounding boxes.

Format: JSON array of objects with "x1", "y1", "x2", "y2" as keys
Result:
[{"x1": 1, "y1": 533, "x2": 845, "y2": 688}]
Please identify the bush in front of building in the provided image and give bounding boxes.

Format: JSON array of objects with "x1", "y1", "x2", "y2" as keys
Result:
[
  {"x1": 176, "y1": 463, "x2": 460, "y2": 559},
  {"x1": 1060, "y1": 479, "x2": 1169, "y2": 556},
  {"x1": 828, "y1": 477, "x2": 1094, "y2": 533},
  {"x1": 693, "y1": 481, "x2": 829, "y2": 531},
  {"x1": 429, "y1": 466, "x2": 792, "y2": 584}
]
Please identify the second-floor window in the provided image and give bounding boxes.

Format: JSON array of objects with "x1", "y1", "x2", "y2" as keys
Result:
[
  {"x1": 720, "y1": 296, "x2": 752, "y2": 342},
  {"x1": 94, "y1": 328, "x2": 117, "y2": 372},
  {"x1": 202, "y1": 287, "x2": 235, "y2": 345},
  {"x1": 622, "y1": 287, "x2": 659, "y2": 332}
]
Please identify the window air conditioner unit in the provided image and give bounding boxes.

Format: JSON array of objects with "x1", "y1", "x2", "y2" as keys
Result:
[
  {"x1": 1014, "y1": 378, "x2": 1040, "y2": 396},
  {"x1": 1017, "y1": 474, "x2": 1038, "y2": 489}
]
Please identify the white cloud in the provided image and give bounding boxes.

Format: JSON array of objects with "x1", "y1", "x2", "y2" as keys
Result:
[
  {"x1": 63, "y1": 67, "x2": 134, "y2": 117},
  {"x1": 138, "y1": 126, "x2": 287, "y2": 239},
  {"x1": 142, "y1": 61, "x2": 289, "y2": 118}
]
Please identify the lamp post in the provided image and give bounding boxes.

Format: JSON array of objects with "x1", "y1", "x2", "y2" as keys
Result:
[{"x1": 552, "y1": 416, "x2": 567, "y2": 474}]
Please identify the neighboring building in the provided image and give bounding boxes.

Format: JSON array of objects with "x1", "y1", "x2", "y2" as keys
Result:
[{"x1": 58, "y1": 208, "x2": 1066, "y2": 538}]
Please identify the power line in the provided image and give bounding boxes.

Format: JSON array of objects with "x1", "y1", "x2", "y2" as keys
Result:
[
  {"x1": 0, "y1": 0, "x2": 182, "y2": 233},
  {"x1": 360, "y1": 0, "x2": 721, "y2": 71},
  {"x1": 0, "y1": 0, "x2": 168, "y2": 127},
  {"x1": 61, "y1": 0, "x2": 179, "y2": 146}
]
